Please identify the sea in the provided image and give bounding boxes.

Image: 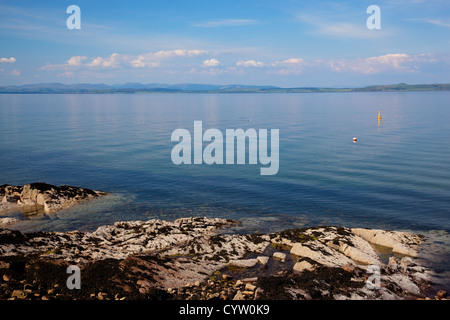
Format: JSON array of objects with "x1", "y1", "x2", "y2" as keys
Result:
[{"x1": 1, "y1": 92, "x2": 449, "y2": 290}]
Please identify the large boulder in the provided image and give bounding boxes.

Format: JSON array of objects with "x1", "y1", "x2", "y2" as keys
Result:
[
  {"x1": 352, "y1": 228, "x2": 422, "y2": 257},
  {"x1": 290, "y1": 241, "x2": 354, "y2": 267},
  {"x1": 0, "y1": 182, "x2": 107, "y2": 214}
]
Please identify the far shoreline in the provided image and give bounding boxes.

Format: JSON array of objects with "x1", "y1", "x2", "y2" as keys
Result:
[{"x1": 0, "y1": 83, "x2": 449, "y2": 94}]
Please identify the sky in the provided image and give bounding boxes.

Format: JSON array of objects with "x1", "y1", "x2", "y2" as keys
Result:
[{"x1": 0, "y1": 0, "x2": 449, "y2": 87}]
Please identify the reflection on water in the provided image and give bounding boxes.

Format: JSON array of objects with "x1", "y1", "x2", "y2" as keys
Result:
[
  {"x1": 0, "y1": 92, "x2": 449, "y2": 232},
  {"x1": 8, "y1": 193, "x2": 133, "y2": 233},
  {"x1": 19, "y1": 204, "x2": 47, "y2": 217},
  {"x1": 0, "y1": 92, "x2": 449, "y2": 290}
]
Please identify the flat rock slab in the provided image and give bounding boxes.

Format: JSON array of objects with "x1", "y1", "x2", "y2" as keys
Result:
[
  {"x1": 352, "y1": 228, "x2": 422, "y2": 257},
  {"x1": 0, "y1": 182, "x2": 106, "y2": 216},
  {"x1": 0, "y1": 217, "x2": 436, "y2": 300}
]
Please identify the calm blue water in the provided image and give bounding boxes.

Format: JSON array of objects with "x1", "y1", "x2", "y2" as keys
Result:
[
  {"x1": 0, "y1": 92, "x2": 449, "y2": 236},
  {"x1": 2, "y1": 92, "x2": 450, "y2": 290}
]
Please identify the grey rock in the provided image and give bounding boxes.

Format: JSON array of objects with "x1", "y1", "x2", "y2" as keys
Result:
[
  {"x1": 293, "y1": 260, "x2": 314, "y2": 272},
  {"x1": 0, "y1": 182, "x2": 107, "y2": 214},
  {"x1": 233, "y1": 290, "x2": 245, "y2": 300},
  {"x1": 0, "y1": 215, "x2": 433, "y2": 301}
]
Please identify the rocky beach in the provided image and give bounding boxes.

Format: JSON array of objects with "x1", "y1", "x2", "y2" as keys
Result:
[
  {"x1": 0, "y1": 214, "x2": 446, "y2": 301},
  {"x1": 0, "y1": 183, "x2": 107, "y2": 221}
]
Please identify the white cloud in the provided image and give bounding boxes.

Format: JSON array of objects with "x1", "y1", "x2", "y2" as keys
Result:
[
  {"x1": 67, "y1": 56, "x2": 87, "y2": 67},
  {"x1": 267, "y1": 53, "x2": 441, "y2": 76},
  {"x1": 41, "y1": 54, "x2": 122, "y2": 70},
  {"x1": 188, "y1": 49, "x2": 209, "y2": 57},
  {"x1": 129, "y1": 56, "x2": 159, "y2": 68},
  {"x1": 58, "y1": 71, "x2": 74, "y2": 77},
  {"x1": 325, "y1": 53, "x2": 437, "y2": 74},
  {"x1": 40, "y1": 63, "x2": 63, "y2": 71},
  {"x1": 87, "y1": 53, "x2": 122, "y2": 68},
  {"x1": 365, "y1": 53, "x2": 410, "y2": 69},
  {"x1": 152, "y1": 49, "x2": 208, "y2": 59},
  {"x1": 36, "y1": 46, "x2": 444, "y2": 82},
  {"x1": 426, "y1": 19, "x2": 450, "y2": 28},
  {"x1": 272, "y1": 58, "x2": 304, "y2": 66},
  {"x1": 40, "y1": 49, "x2": 210, "y2": 72},
  {"x1": 130, "y1": 49, "x2": 208, "y2": 68},
  {"x1": 202, "y1": 58, "x2": 221, "y2": 67},
  {"x1": 0, "y1": 57, "x2": 16, "y2": 63},
  {"x1": 271, "y1": 58, "x2": 306, "y2": 74},
  {"x1": 236, "y1": 60, "x2": 264, "y2": 67},
  {"x1": 281, "y1": 58, "x2": 304, "y2": 64}
]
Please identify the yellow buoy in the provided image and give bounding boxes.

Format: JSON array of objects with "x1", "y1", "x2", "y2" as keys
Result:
[{"x1": 377, "y1": 110, "x2": 382, "y2": 120}]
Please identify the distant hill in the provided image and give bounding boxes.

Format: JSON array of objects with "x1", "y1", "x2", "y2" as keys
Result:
[
  {"x1": 352, "y1": 83, "x2": 450, "y2": 92},
  {"x1": 0, "y1": 83, "x2": 448, "y2": 94}
]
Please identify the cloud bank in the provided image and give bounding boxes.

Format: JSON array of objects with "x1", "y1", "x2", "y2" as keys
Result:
[{"x1": 0, "y1": 57, "x2": 16, "y2": 63}]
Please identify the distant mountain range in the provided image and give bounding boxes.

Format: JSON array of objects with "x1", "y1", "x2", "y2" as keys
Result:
[{"x1": 0, "y1": 82, "x2": 449, "y2": 94}]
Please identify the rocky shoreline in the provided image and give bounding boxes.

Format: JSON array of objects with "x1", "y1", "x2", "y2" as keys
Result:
[
  {"x1": 0, "y1": 183, "x2": 107, "y2": 226},
  {"x1": 0, "y1": 216, "x2": 446, "y2": 300}
]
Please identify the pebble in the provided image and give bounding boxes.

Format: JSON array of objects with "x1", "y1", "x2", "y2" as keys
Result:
[
  {"x1": 293, "y1": 260, "x2": 314, "y2": 272},
  {"x1": 388, "y1": 256, "x2": 398, "y2": 265},
  {"x1": 11, "y1": 290, "x2": 28, "y2": 300},
  {"x1": 245, "y1": 283, "x2": 256, "y2": 291},
  {"x1": 228, "y1": 259, "x2": 258, "y2": 268},
  {"x1": 222, "y1": 274, "x2": 233, "y2": 281},
  {"x1": 233, "y1": 290, "x2": 245, "y2": 300},
  {"x1": 273, "y1": 252, "x2": 286, "y2": 262},
  {"x1": 388, "y1": 257, "x2": 399, "y2": 271},
  {"x1": 400, "y1": 257, "x2": 415, "y2": 269},
  {"x1": 436, "y1": 290, "x2": 447, "y2": 299},
  {"x1": 342, "y1": 263, "x2": 355, "y2": 272},
  {"x1": 97, "y1": 292, "x2": 108, "y2": 300},
  {"x1": 254, "y1": 287, "x2": 263, "y2": 300},
  {"x1": 257, "y1": 256, "x2": 269, "y2": 266}
]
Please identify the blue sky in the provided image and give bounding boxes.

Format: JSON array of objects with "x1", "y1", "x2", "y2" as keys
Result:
[{"x1": 0, "y1": 0, "x2": 449, "y2": 86}]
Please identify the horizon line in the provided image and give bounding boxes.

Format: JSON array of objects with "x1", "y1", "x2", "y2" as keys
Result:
[{"x1": 1, "y1": 82, "x2": 450, "y2": 89}]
